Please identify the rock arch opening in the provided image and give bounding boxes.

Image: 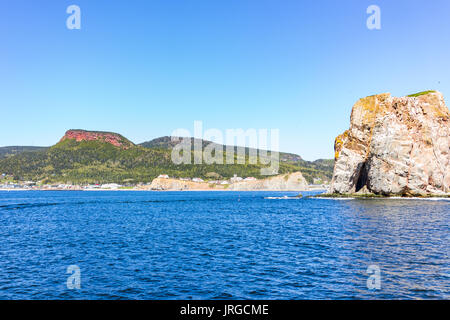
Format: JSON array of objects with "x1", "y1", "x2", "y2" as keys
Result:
[{"x1": 355, "y1": 162, "x2": 369, "y2": 192}]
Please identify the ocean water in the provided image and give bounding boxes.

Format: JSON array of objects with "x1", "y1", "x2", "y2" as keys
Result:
[{"x1": 0, "y1": 190, "x2": 448, "y2": 300}]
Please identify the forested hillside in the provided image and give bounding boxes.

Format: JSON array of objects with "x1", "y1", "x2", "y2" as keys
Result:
[{"x1": 0, "y1": 131, "x2": 333, "y2": 184}]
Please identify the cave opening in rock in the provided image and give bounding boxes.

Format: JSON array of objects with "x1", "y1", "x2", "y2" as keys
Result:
[{"x1": 355, "y1": 162, "x2": 369, "y2": 192}]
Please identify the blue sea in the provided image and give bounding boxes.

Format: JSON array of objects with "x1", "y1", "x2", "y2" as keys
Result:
[{"x1": 0, "y1": 191, "x2": 448, "y2": 300}]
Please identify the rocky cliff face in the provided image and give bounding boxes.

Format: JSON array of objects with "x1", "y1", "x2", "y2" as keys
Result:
[
  {"x1": 147, "y1": 172, "x2": 309, "y2": 191},
  {"x1": 148, "y1": 178, "x2": 212, "y2": 191},
  {"x1": 60, "y1": 130, "x2": 134, "y2": 149},
  {"x1": 229, "y1": 172, "x2": 308, "y2": 191},
  {"x1": 329, "y1": 91, "x2": 449, "y2": 196}
]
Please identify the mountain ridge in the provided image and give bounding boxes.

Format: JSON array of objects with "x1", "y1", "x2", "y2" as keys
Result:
[
  {"x1": 0, "y1": 130, "x2": 334, "y2": 184},
  {"x1": 139, "y1": 136, "x2": 303, "y2": 162},
  {"x1": 0, "y1": 146, "x2": 48, "y2": 159}
]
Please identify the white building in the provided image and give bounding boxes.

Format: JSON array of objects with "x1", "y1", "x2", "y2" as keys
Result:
[
  {"x1": 244, "y1": 177, "x2": 257, "y2": 181},
  {"x1": 230, "y1": 174, "x2": 243, "y2": 183},
  {"x1": 101, "y1": 183, "x2": 121, "y2": 190},
  {"x1": 158, "y1": 174, "x2": 169, "y2": 179},
  {"x1": 192, "y1": 178, "x2": 204, "y2": 183}
]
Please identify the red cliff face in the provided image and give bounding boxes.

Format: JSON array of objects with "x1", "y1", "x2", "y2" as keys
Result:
[{"x1": 60, "y1": 130, "x2": 134, "y2": 149}]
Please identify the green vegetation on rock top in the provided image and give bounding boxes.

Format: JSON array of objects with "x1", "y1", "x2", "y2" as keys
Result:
[{"x1": 407, "y1": 90, "x2": 436, "y2": 97}]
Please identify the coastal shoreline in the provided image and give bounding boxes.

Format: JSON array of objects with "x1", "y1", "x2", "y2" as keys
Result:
[
  {"x1": 3, "y1": 189, "x2": 449, "y2": 199},
  {"x1": 0, "y1": 188, "x2": 316, "y2": 192},
  {"x1": 314, "y1": 193, "x2": 450, "y2": 199},
  {"x1": 0, "y1": 172, "x2": 322, "y2": 192}
]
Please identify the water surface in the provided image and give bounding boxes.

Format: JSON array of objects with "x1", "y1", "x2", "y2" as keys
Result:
[{"x1": 0, "y1": 191, "x2": 448, "y2": 299}]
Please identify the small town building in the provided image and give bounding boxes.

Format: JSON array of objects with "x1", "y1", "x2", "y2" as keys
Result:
[
  {"x1": 230, "y1": 174, "x2": 243, "y2": 183},
  {"x1": 101, "y1": 183, "x2": 121, "y2": 190}
]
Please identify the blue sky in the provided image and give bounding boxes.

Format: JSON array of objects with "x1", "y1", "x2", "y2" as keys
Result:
[{"x1": 1, "y1": 0, "x2": 449, "y2": 160}]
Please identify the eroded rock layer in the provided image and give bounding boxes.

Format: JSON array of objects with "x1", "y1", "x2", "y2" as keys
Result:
[{"x1": 60, "y1": 130, "x2": 134, "y2": 149}]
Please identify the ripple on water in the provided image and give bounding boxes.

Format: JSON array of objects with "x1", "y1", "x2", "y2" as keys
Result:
[{"x1": 0, "y1": 190, "x2": 448, "y2": 299}]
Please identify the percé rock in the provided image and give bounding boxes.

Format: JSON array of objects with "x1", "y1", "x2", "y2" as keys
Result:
[
  {"x1": 329, "y1": 91, "x2": 449, "y2": 196},
  {"x1": 59, "y1": 130, "x2": 135, "y2": 149}
]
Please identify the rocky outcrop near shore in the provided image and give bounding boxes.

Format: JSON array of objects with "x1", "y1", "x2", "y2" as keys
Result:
[
  {"x1": 228, "y1": 172, "x2": 308, "y2": 191},
  {"x1": 148, "y1": 178, "x2": 213, "y2": 191},
  {"x1": 329, "y1": 91, "x2": 449, "y2": 196},
  {"x1": 147, "y1": 171, "x2": 309, "y2": 191}
]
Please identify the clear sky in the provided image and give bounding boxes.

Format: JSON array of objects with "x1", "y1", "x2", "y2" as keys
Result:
[{"x1": 1, "y1": 0, "x2": 449, "y2": 160}]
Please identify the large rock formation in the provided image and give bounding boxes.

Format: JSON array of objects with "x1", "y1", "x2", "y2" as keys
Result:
[
  {"x1": 329, "y1": 91, "x2": 449, "y2": 196},
  {"x1": 59, "y1": 130, "x2": 134, "y2": 149}
]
